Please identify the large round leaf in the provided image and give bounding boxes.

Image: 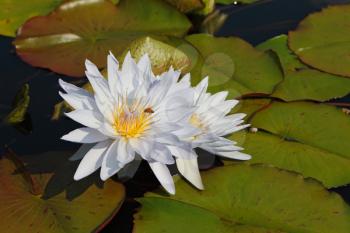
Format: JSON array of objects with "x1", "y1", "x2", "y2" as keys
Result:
[
  {"x1": 14, "y1": 0, "x2": 191, "y2": 77},
  {"x1": 288, "y1": 5, "x2": 350, "y2": 77},
  {"x1": 228, "y1": 101, "x2": 350, "y2": 188},
  {"x1": 186, "y1": 34, "x2": 283, "y2": 98},
  {"x1": 134, "y1": 165, "x2": 350, "y2": 233},
  {"x1": 251, "y1": 101, "x2": 350, "y2": 159},
  {"x1": 229, "y1": 130, "x2": 350, "y2": 188},
  {"x1": 273, "y1": 69, "x2": 350, "y2": 102},
  {"x1": 0, "y1": 0, "x2": 62, "y2": 37},
  {"x1": 0, "y1": 151, "x2": 125, "y2": 233},
  {"x1": 257, "y1": 35, "x2": 350, "y2": 101}
]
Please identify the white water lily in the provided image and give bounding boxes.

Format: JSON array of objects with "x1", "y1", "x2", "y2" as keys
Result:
[
  {"x1": 173, "y1": 77, "x2": 251, "y2": 190},
  {"x1": 60, "y1": 52, "x2": 195, "y2": 195}
]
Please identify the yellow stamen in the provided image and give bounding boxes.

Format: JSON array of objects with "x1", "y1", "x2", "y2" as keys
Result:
[
  {"x1": 113, "y1": 105, "x2": 152, "y2": 138},
  {"x1": 189, "y1": 114, "x2": 206, "y2": 129}
]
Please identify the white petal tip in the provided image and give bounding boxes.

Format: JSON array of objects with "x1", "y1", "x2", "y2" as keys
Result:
[
  {"x1": 164, "y1": 185, "x2": 176, "y2": 195},
  {"x1": 73, "y1": 173, "x2": 83, "y2": 181},
  {"x1": 194, "y1": 182, "x2": 204, "y2": 190},
  {"x1": 100, "y1": 174, "x2": 109, "y2": 182}
]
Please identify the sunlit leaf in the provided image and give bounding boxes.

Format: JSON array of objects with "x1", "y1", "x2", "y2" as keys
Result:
[
  {"x1": 134, "y1": 165, "x2": 350, "y2": 233},
  {"x1": 0, "y1": 150, "x2": 125, "y2": 233},
  {"x1": 186, "y1": 34, "x2": 283, "y2": 98},
  {"x1": 228, "y1": 101, "x2": 350, "y2": 188},
  {"x1": 124, "y1": 36, "x2": 193, "y2": 75},
  {"x1": 289, "y1": 5, "x2": 350, "y2": 77},
  {"x1": 14, "y1": 0, "x2": 191, "y2": 77},
  {"x1": 0, "y1": 0, "x2": 63, "y2": 37}
]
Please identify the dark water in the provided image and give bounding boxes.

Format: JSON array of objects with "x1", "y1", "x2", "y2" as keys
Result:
[{"x1": 0, "y1": 0, "x2": 349, "y2": 232}]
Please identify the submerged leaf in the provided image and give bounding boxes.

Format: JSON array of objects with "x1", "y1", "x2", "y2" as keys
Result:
[
  {"x1": 3, "y1": 83, "x2": 30, "y2": 124},
  {"x1": 134, "y1": 165, "x2": 350, "y2": 233},
  {"x1": 0, "y1": 150, "x2": 125, "y2": 233},
  {"x1": 14, "y1": 0, "x2": 191, "y2": 77},
  {"x1": 289, "y1": 5, "x2": 350, "y2": 77}
]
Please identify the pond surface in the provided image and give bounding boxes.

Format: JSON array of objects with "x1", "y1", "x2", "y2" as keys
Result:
[{"x1": 0, "y1": 0, "x2": 349, "y2": 232}]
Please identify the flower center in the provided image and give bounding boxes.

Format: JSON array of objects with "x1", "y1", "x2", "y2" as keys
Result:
[
  {"x1": 113, "y1": 105, "x2": 152, "y2": 138},
  {"x1": 189, "y1": 114, "x2": 206, "y2": 130}
]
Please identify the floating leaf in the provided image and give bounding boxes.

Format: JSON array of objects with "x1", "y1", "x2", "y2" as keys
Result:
[
  {"x1": 232, "y1": 98, "x2": 271, "y2": 119},
  {"x1": 289, "y1": 5, "x2": 350, "y2": 77},
  {"x1": 273, "y1": 69, "x2": 350, "y2": 102},
  {"x1": 14, "y1": 0, "x2": 191, "y2": 77},
  {"x1": 186, "y1": 34, "x2": 283, "y2": 98},
  {"x1": 230, "y1": 130, "x2": 350, "y2": 188},
  {"x1": 257, "y1": 35, "x2": 306, "y2": 74},
  {"x1": 251, "y1": 101, "x2": 350, "y2": 158},
  {"x1": 134, "y1": 165, "x2": 350, "y2": 233},
  {"x1": 227, "y1": 101, "x2": 350, "y2": 188},
  {"x1": 0, "y1": 150, "x2": 125, "y2": 233},
  {"x1": 0, "y1": 0, "x2": 63, "y2": 37},
  {"x1": 258, "y1": 35, "x2": 350, "y2": 101}
]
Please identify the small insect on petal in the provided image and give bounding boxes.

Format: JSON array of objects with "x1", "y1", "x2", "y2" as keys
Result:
[{"x1": 144, "y1": 107, "x2": 154, "y2": 113}]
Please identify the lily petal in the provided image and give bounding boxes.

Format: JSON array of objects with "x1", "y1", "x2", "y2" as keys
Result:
[
  {"x1": 149, "y1": 162, "x2": 175, "y2": 195},
  {"x1": 69, "y1": 144, "x2": 95, "y2": 161},
  {"x1": 61, "y1": 127, "x2": 108, "y2": 143},
  {"x1": 217, "y1": 151, "x2": 251, "y2": 160},
  {"x1": 74, "y1": 140, "x2": 111, "y2": 180},
  {"x1": 176, "y1": 157, "x2": 204, "y2": 190},
  {"x1": 65, "y1": 109, "x2": 102, "y2": 128}
]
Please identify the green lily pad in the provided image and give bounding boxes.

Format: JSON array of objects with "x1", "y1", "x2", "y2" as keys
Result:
[
  {"x1": 186, "y1": 34, "x2": 283, "y2": 98},
  {"x1": 256, "y1": 35, "x2": 306, "y2": 74},
  {"x1": 251, "y1": 101, "x2": 350, "y2": 158},
  {"x1": 289, "y1": 5, "x2": 350, "y2": 77},
  {"x1": 134, "y1": 165, "x2": 350, "y2": 233},
  {"x1": 14, "y1": 0, "x2": 191, "y2": 77},
  {"x1": 232, "y1": 98, "x2": 271, "y2": 119},
  {"x1": 273, "y1": 69, "x2": 350, "y2": 102},
  {"x1": 227, "y1": 101, "x2": 350, "y2": 187},
  {"x1": 0, "y1": 150, "x2": 125, "y2": 233},
  {"x1": 229, "y1": 130, "x2": 350, "y2": 188},
  {"x1": 257, "y1": 35, "x2": 350, "y2": 101},
  {"x1": 0, "y1": 0, "x2": 62, "y2": 37}
]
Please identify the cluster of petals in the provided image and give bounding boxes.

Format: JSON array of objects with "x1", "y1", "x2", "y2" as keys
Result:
[{"x1": 60, "y1": 52, "x2": 250, "y2": 194}]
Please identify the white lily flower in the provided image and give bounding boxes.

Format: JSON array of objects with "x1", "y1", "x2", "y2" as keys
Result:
[
  {"x1": 172, "y1": 76, "x2": 251, "y2": 190},
  {"x1": 60, "y1": 52, "x2": 195, "y2": 195}
]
